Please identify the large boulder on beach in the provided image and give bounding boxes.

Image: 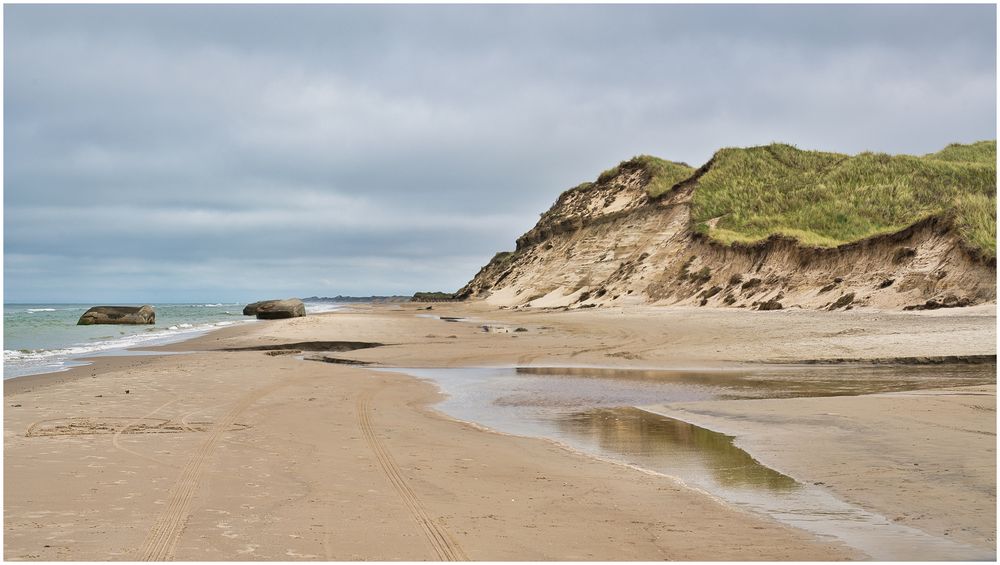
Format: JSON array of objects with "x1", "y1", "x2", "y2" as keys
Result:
[
  {"x1": 77, "y1": 305, "x2": 155, "y2": 325},
  {"x1": 251, "y1": 298, "x2": 306, "y2": 320},
  {"x1": 243, "y1": 301, "x2": 262, "y2": 316}
]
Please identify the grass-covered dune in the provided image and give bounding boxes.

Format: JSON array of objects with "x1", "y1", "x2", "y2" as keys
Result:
[
  {"x1": 689, "y1": 141, "x2": 996, "y2": 259},
  {"x1": 597, "y1": 155, "x2": 696, "y2": 198}
]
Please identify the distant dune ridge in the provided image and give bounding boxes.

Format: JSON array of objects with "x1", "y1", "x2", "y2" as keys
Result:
[{"x1": 458, "y1": 141, "x2": 997, "y2": 311}]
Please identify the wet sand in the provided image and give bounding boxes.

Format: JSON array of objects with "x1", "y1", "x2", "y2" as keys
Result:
[
  {"x1": 4, "y1": 302, "x2": 996, "y2": 560},
  {"x1": 386, "y1": 364, "x2": 995, "y2": 560},
  {"x1": 647, "y1": 384, "x2": 997, "y2": 555}
]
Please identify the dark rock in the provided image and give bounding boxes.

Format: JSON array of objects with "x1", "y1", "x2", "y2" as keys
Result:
[
  {"x1": 252, "y1": 298, "x2": 306, "y2": 320},
  {"x1": 243, "y1": 302, "x2": 262, "y2": 316},
  {"x1": 828, "y1": 293, "x2": 856, "y2": 310},
  {"x1": 757, "y1": 299, "x2": 783, "y2": 311},
  {"x1": 78, "y1": 305, "x2": 155, "y2": 325},
  {"x1": 878, "y1": 279, "x2": 895, "y2": 289},
  {"x1": 903, "y1": 295, "x2": 974, "y2": 311},
  {"x1": 699, "y1": 285, "x2": 723, "y2": 300},
  {"x1": 942, "y1": 294, "x2": 970, "y2": 307},
  {"x1": 741, "y1": 278, "x2": 762, "y2": 292}
]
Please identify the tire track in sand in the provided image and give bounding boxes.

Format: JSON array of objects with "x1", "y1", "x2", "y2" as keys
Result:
[
  {"x1": 137, "y1": 380, "x2": 287, "y2": 561},
  {"x1": 356, "y1": 388, "x2": 468, "y2": 561}
]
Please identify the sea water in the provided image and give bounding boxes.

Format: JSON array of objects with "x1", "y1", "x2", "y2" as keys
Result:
[{"x1": 3, "y1": 301, "x2": 341, "y2": 379}]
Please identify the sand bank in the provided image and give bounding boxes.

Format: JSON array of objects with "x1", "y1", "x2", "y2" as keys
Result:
[{"x1": 4, "y1": 302, "x2": 995, "y2": 560}]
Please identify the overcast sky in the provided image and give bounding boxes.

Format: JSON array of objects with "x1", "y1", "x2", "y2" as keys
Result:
[{"x1": 4, "y1": 4, "x2": 996, "y2": 303}]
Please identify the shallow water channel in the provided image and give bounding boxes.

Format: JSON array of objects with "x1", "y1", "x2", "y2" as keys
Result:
[{"x1": 381, "y1": 364, "x2": 996, "y2": 561}]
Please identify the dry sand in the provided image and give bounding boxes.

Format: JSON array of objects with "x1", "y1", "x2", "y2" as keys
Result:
[{"x1": 4, "y1": 302, "x2": 996, "y2": 560}]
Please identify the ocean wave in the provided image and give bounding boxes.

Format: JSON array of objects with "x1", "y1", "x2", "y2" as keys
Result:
[
  {"x1": 4, "y1": 318, "x2": 255, "y2": 375},
  {"x1": 5, "y1": 344, "x2": 101, "y2": 363},
  {"x1": 12, "y1": 306, "x2": 86, "y2": 314},
  {"x1": 4, "y1": 348, "x2": 47, "y2": 361},
  {"x1": 303, "y1": 302, "x2": 344, "y2": 314}
]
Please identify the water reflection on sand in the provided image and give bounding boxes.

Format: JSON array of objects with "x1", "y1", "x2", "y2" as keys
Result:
[
  {"x1": 557, "y1": 407, "x2": 797, "y2": 491},
  {"x1": 382, "y1": 364, "x2": 996, "y2": 560}
]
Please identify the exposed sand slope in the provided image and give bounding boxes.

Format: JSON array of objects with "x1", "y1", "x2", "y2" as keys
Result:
[{"x1": 459, "y1": 160, "x2": 995, "y2": 311}]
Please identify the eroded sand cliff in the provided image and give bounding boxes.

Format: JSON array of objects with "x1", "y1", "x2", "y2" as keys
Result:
[{"x1": 459, "y1": 157, "x2": 996, "y2": 310}]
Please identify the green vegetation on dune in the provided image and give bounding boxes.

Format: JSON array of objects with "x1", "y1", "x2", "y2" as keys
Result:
[
  {"x1": 638, "y1": 155, "x2": 697, "y2": 197},
  {"x1": 689, "y1": 141, "x2": 997, "y2": 258},
  {"x1": 596, "y1": 155, "x2": 695, "y2": 198},
  {"x1": 953, "y1": 192, "x2": 996, "y2": 257},
  {"x1": 926, "y1": 140, "x2": 996, "y2": 163}
]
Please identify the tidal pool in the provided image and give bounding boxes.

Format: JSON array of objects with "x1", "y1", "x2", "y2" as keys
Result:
[{"x1": 381, "y1": 364, "x2": 996, "y2": 561}]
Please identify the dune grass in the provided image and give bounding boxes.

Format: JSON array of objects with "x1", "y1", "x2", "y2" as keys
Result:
[
  {"x1": 953, "y1": 192, "x2": 997, "y2": 258},
  {"x1": 639, "y1": 156, "x2": 697, "y2": 197},
  {"x1": 596, "y1": 155, "x2": 694, "y2": 198},
  {"x1": 689, "y1": 141, "x2": 996, "y2": 258}
]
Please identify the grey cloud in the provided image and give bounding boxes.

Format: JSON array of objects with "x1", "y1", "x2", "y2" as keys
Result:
[{"x1": 4, "y1": 4, "x2": 995, "y2": 302}]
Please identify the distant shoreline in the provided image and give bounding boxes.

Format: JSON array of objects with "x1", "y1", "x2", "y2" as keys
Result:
[{"x1": 2, "y1": 301, "x2": 354, "y2": 382}]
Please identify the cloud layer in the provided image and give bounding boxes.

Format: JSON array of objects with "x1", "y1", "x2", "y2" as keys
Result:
[{"x1": 5, "y1": 5, "x2": 996, "y2": 302}]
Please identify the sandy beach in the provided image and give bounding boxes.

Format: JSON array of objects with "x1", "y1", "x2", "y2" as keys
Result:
[
  {"x1": 6, "y1": 3, "x2": 996, "y2": 562},
  {"x1": 4, "y1": 303, "x2": 996, "y2": 561}
]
